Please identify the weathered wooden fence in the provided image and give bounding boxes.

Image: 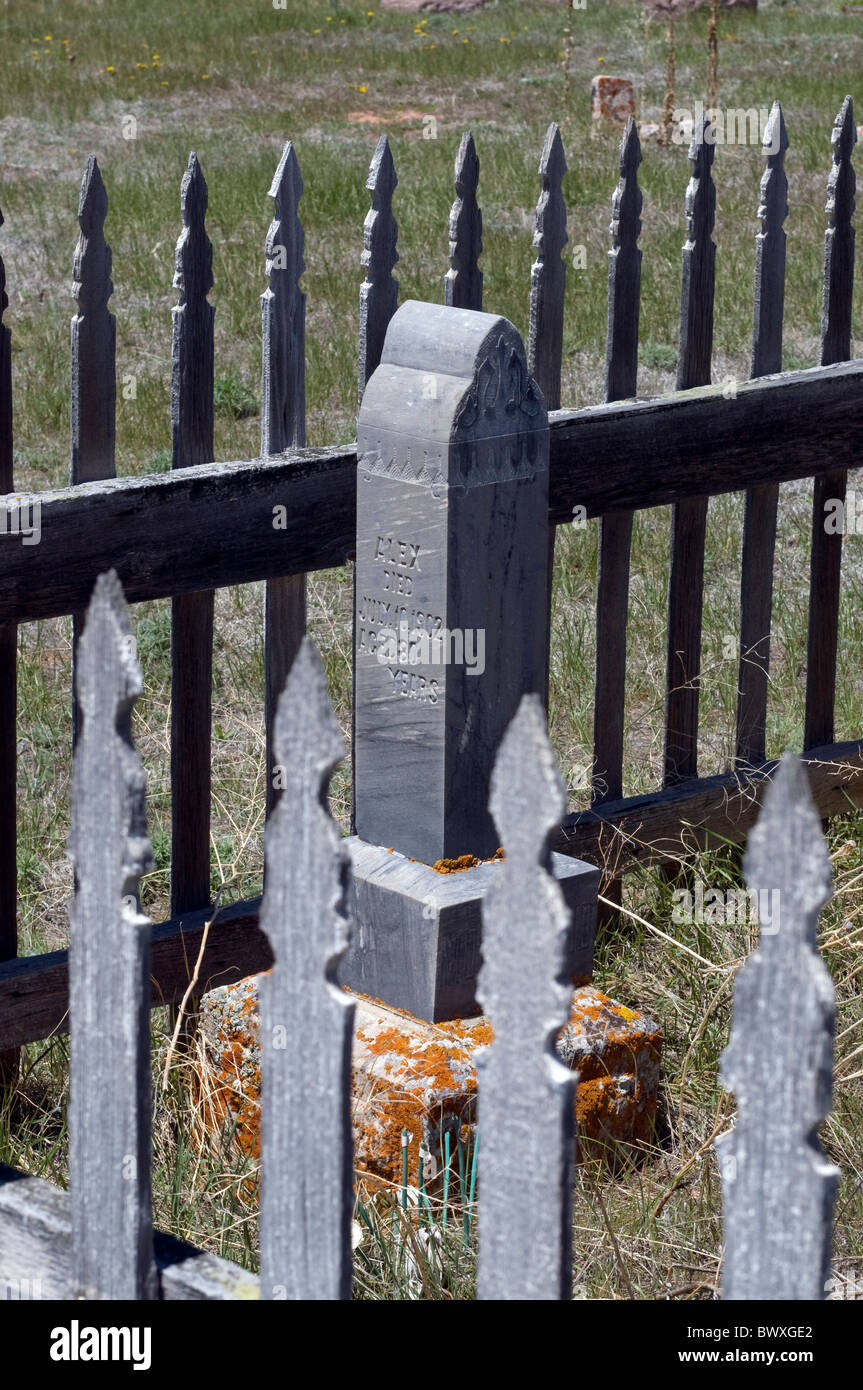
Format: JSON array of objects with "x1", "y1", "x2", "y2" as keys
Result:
[
  {"x1": 0, "y1": 576, "x2": 839, "y2": 1299},
  {"x1": 0, "y1": 103, "x2": 860, "y2": 1059},
  {"x1": 0, "y1": 100, "x2": 855, "y2": 1293}
]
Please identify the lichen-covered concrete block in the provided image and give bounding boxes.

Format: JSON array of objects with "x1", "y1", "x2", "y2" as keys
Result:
[
  {"x1": 197, "y1": 980, "x2": 661, "y2": 1188},
  {"x1": 591, "y1": 76, "x2": 636, "y2": 125}
]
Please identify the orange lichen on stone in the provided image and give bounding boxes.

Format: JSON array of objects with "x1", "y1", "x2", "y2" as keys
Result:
[
  {"x1": 590, "y1": 75, "x2": 636, "y2": 123},
  {"x1": 431, "y1": 847, "x2": 504, "y2": 874},
  {"x1": 195, "y1": 978, "x2": 661, "y2": 1198}
]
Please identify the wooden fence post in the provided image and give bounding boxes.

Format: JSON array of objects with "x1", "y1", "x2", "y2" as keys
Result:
[
  {"x1": 258, "y1": 638, "x2": 354, "y2": 1300},
  {"x1": 68, "y1": 571, "x2": 156, "y2": 1299},
  {"x1": 0, "y1": 198, "x2": 17, "y2": 1089},
  {"x1": 664, "y1": 112, "x2": 716, "y2": 786},
  {"x1": 445, "y1": 131, "x2": 483, "y2": 311},
  {"x1": 477, "y1": 694, "x2": 576, "y2": 1301},
  {"x1": 805, "y1": 97, "x2": 856, "y2": 753},
  {"x1": 354, "y1": 134, "x2": 399, "y2": 832},
  {"x1": 70, "y1": 155, "x2": 116, "y2": 746},
  {"x1": 262, "y1": 141, "x2": 307, "y2": 820},
  {"x1": 170, "y1": 153, "x2": 215, "y2": 920},
  {"x1": 358, "y1": 133, "x2": 398, "y2": 406},
  {"x1": 529, "y1": 122, "x2": 567, "y2": 716},
  {"x1": 717, "y1": 753, "x2": 838, "y2": 1299},
  {"x1": 593, "y1": 117, "x2": 642, "y2": 920},
  {"x1": 737, "y1": 102, "x2": 787, "y2": 769}
]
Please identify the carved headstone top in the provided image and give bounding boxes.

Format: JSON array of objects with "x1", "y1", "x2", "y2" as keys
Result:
[
  {"x1": 353, "y1": 300, "x2": 550, "y2": 864},
  {"x1": 358, "y1": 300, "x2": 546, "y2": 489}
]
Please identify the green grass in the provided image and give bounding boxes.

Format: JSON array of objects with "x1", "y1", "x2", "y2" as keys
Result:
[{"x1": 2, "y1": 0, "x2": 863, "y2": 1298}]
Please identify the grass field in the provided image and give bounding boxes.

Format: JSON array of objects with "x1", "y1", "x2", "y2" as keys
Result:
[{"x1": 2, "y1": 0, "x2": 863, "y2": 1297}]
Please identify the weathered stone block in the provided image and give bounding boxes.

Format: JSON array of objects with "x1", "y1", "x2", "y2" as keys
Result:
[
  {"x1": 196, "y1": 983, "x2": 662, "y2": 1189},
  {"x1": 338, "y1": 837, "x2": 598, "y2": 1022},
  {"x1": 591, "y1": 76, "x2": 636, "y2": 125}
]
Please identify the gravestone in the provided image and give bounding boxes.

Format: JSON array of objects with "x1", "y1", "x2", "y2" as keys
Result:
[
  {"x1": 353, "y1": 299, "x2": 548, "y2": 863},
  {"x1": 340, "y1": 300, "x2": 599, "y2": 1020}
]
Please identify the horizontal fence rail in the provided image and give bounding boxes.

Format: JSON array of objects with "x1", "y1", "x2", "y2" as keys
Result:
[{"x1": 0, "y1": 358, "x2": 861, "y2": 626}]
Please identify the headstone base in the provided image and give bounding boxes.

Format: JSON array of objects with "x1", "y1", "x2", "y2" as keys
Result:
[
  {"x1": 196, "y1": 983, "x2": 663, "y2": 1190},
  {"x1": 337, "y1": 837, "x2": 598, "y2": 1022}
]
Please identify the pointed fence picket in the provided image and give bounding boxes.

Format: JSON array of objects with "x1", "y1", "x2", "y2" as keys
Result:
[
  {"x1": 170, "y1": 153, "x2": 215, "y2": 922},
  {"x1": 736, "y1": 102, "x2": 788, "y2": 769},
  {"x1": 529, "y1": 123, "x2": 568, "y2": 714},
  {"x1": 0, "y1": 201, "x2": 15, "y2": 1088},
  {"x1": 805, "y1": 97, "x2": 856, "y2": 753},
  {"x1": 477, "y1": 695, "x2": 576, "y2": 1301},
  {"x1": 593, "y1": 117, "x2": 642, "y2": 922},
  {"x1": 262, "y1": 141, "x2": 308, "y2": 820},
  {"x1": 70, "y1": 155, "x2": 117, "y2": 748},
  {"x1": 68, "y1": 571, "x2": 156, "y2": 1300},
  {"x1": 358, "y1": 134, "x2": 399, "y2": 406},
  {"x1": 717, "y1": 753, "x2": 838, "y2": 1300},
  {"x1": 445, "y1": 130, "x2": 483, "y2": 311},
  {"x1": 664, "y1": 113, "x2": 716, "y2": 788},
  {"x1": 259, "y1": 639, "x2": 354, "y2": 1300}
]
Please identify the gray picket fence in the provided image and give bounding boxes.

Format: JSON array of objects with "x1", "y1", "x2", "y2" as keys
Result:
[
  {"x1": 0, "y1": 572, "x2": 839, "y2": 1299},
  {"x1": 1, "y1": 102, "x2": 860, "y2": 1066},
  {"x1": 0, "y1": 103, "x2": 853, "y2": 1298}
]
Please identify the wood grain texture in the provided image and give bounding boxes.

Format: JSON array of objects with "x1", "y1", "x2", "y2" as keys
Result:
[
  {"x1": 556, "y1": 737, "x2": 863, "y2": 873},
  {"x1": 595, "y1": 117, "x2": 641, "y2": 808},
  {"x1": 170, "y1": 153, "x2": 215, "y2": 917},
  {"x1": 68, "y1": 572, "x2": 156, "y2": 1299},
  {"x1": 445, "y1": 131, "x2": 482, "y2": 310},
  {"x1": 358, "y1": 134, "x2": 399, "y2": 404},
  {"x1": 262, "y1": 142, "x2": 308, "y2": 819},
  {"x1": 665, "y1": 114, "x2": 716, "y2": 785},
  {"x1": 0, "y1": 895, "x2": 271, "y2": 1052},
  {"x1": 258, "y1": 638, "x2": 354, "y2": 1300},
  {"x1": 529, "y1": 124, "x2": 567, "y2": 713},
  {"x1": 354, "y1": 134, "x2": 399, "y2": 829},
  {"x1": 1, "y1": 362, "x2": 861, "y2": 625},
  {"x1": 737, "y1": 103, "x2": 787, "y2": 767},
  {"x1": 0, "y1": 1165, "x2": 259, "y2": 1300},
  {"x1": 717, "y1": 754, "x2": 838, "y2": 1299},
  {"x1": 528, "y1": 123, "x2": 567, "y2": 412},
  {"x1": 0, "y1": 197, "x2": 17, "y2": 1087},
  {"x1": 71, "y1": 156, "x2": 117, "y2": 746},
  {"x1": 70, "y1": 156, "x2": 116, "y2": 485},
  {"x1": 805, "y1": 98, "x2": 856, "y2": 752},
  {"x1": 477, "y1": 695, "x2": 575, "y2": 1300}
]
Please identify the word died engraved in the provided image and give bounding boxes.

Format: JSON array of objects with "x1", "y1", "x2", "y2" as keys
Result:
[{"x1": 373, "y1": 534, "x2": 422, "y2": 596}]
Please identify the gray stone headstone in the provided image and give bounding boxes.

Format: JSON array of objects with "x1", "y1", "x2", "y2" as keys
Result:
[{"x1": 353, "y1": 299, "x2": 549, "y2": 865}]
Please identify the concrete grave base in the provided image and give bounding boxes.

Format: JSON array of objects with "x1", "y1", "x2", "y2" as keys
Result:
[
  {"x1": 197, "y1": 980, "x2": 662, "y2": 1191},
  {"x1": 337, "y1": 837, "x2": 599, "y2": 1022}
]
